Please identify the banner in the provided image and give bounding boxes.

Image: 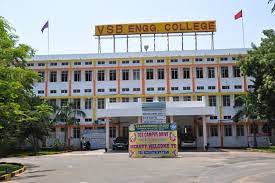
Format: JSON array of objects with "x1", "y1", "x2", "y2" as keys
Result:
[
  {"x1": 129, "y1": 123, "x2": 178, "y2": 158},
  {"x1": 95, "y1": 21, "x2": 216, "y2": 36}
]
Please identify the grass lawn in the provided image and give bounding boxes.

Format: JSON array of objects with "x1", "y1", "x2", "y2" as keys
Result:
[
  {"x1": 248, "y1": 146, "x2": 275, "y2": 153},
  {"x1": 0, "y1": 163, "x2": 22, "y2": 176},
  {"x1": 1, "y1": 149, "x2": 68, "y2": 158}
]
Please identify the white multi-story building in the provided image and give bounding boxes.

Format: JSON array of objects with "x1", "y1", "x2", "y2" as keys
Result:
[{"x1": 27, "y1": 48, "x2": 270, "y2": 149}]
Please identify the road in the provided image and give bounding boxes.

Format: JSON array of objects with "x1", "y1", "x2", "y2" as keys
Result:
[{"x1": 2, "y1": 150, "x2": 275, "y2": 183}]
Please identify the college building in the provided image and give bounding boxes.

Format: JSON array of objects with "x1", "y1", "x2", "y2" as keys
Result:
[{"x1": 27, "y1": 48, "x2": 270, "y2": 149}]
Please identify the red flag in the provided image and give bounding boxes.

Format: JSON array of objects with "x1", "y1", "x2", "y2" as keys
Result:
[
  {"x1": 234, "y1": 10, "x2": 243, "y2": 20},
  {"x1": 41, "y1": 21, "x2": 49, "y2": 33}
]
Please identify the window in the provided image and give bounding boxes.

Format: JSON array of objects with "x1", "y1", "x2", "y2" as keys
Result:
[
  {"x1": 183, "y1": 68, "x2": 190, "y2": 79},
  {"x1": 27, "y1": 63, "x2": 34, "y2": 67},
  {"x1": 38, "y1": 71, "x2": 45, "y2": 82},
  {"x1": 224, "y1": 116, "x2": 231, "y2": 120},
  {"x1": 85, "y1": 118, "x2": 92, "y2": 122},
  {"x1": 146, "y1": 59, "x2": 153, "y2": 63},
  {"x1": 38, "y1": 90, "x2": 44, "y2": 94},
  {"x1": 85, "y1": 98, "x2": 92, "y2": 109},
  {"x1": 61, "y1": 89, "x2": 67, "y2": 93},
  {"x1": 122, "y1": 60, "x2": 129, "y2": 64},
  {"x1": 234, "y1": 85, "x2": 242, "y2": 89},
  {"x1": 197, "y1": 86, "x2": 204, "y2": 90},
  {"x1": 221, "y1": 57, "x2": 228, "y2": 61},
  {"x1": 97, "y1": 61, "x2": 105, "y2": 65},
  {"x1": 236, "y1": 125, "x2": 244, "y2": 136},
  {"x1": 73, "y1": 99, "x2": 81, "y2": 109},
  {"x1": 233, "y1": 66, "x2": 241, "y2": 77},
  {"x1": 234, "y1": 95, "x2": 243, "y2": 107},
  {"x1": 109, "y1": 70, "x2": 116, "y2": 81},
  {"x1": 195, "y1": 58, "x2": 203, "y2": 62},
  {"x1": 222, "y1": 85, "x2": 230, "y2": 89},
  {"x1": 210, "y1": 116, "x2": 218, "y2": 120},
  {"x1": 38, "y1": 63, "x2": 45, "y2": 66},
  {"x1": 222, "y1": 95, "x2": 231, "y2": 106},
  {"x1": 157, "y1": 69, "x2": 165, "y2": 79},
  {"x1": 197, "y1": 96, "x2": 202, "y2": 101},
  {"x1": 109, "y1": 98, "x2": 117, "y2": 103},
  {"x1": 207, "y1": 58, "x2": 215, "y2": 62},
  {"x1": 122, "y1": 69, "x2": 129, "y2": 80},
  {"x1": 73, "y1": 89, "x2": 80, "y2": 93},
  {"x1": 97, "y1": 70, "x2": 105, "y2": 81},
  {"x1": 210, "y1": 125, "x2": 218, "y2": 136},
  {"x1": 62, "y1": 62, "x2": 68, "y2": 66},
  {"x1": 73, "y1": 128, "x2": 80, "y2": 138},
  {"x1": 248, "y1": 85, "x2": 254, "y2": 90},
  {"x1": 85, "y1": 89, "x2": 92, "y2": 93},
  {"x1": 122, "y1": 98, "x2": 130, "y2": 103},
  {"x1": 208, "y1": 96, "x2": 217, "y2": 106},
  {"x1": 198, "y1": 125, "x2": 203, "y2": 137},
  {"x1": 50, "y1": 62, "x2": 57, "y2": 66},
  {"x1": 110, "y1": 127, "x2": 116, "y2": 138},
  {"x1": 157, "y1": 59, "x2": 164, "y2": 63},
  {"x1": 97, "y1": 88, "x2": 105, "y2": 92},
  {"x1": 109, "y1": 88, "x2": 116, "y2": 92},
  {"x1": 171, "y1": 68, "x2": 178, "y2": 79},
  {"x1": 146, "y1": 97, "x2": 153, "y2": 102},
  {"x1": 232, "y1": 57, "x2": 236, "y2": 61},
  {"x1": 48, "y1": 99, "x2": 56, "y2": 107},
  {"x1": 183, "y1": 96, "x2": 191, "y2": 101},
  {"x1": 224, "y1": 125, "x2": 232, "y2": 136},
  {"x1": 133, "y1": 88, "x2": 140, "y2": 91},
  {"x1": 182, "y1": 58, "x2": 190, "y2": 62},
  {"x1": 74, "y1": 62, "x2": 81, "y2": 65},
  {"x1": 158, "y1": 87, "x2": 165, "y2": 91},
  {"x1": 221, "y1": 67, "x2": 229, "y2": 78},
  {"x1": 109, "y1": 61, "x2": 116, "y2": 65},
  {"x1": 61, "y1": 71, "x2": 68, "y2": 82},
  {"x1": 146, "y1": 69, "x2": 154, "y2": 80},
  {"x1": 133, "y1": 97, "x2": 139, "y2": 102},
  {"x1": 147, "y1": 87, "x2": 154, "y2": 91},
  {"x1": 158, "y1": 97, "x2": 166, "y2": 102},
  {"x1": 173, "y1": 96, "x2": 180, "y2": 101},
  {"x1": 183, "y1": 86, "x2": 191, "y2": 90},
  {"x1": 196, "y1": 68, "x2": 203, "y2": 78},
  {"x1": 61, "y1": 99, "x2": 68, "y2": 106},
  {"x1": 133, "y1": 69, "x2": 140, "y2": 80},
  {"x1": 50, "y1": 71, "x2": 57, "y2": 82},
  {"x1": 85, "y1": 70, "x2": 92, "y2": 81},
  {"x1": 208, "y1": 67, "x2": 215, "y2": 78},
  {"x1": 122, "y1": 88, "x2": 130, "y2": 92},
  {"x1": 208, "y1": 86, "x2": 216, "y2": 90},
  {"x1": 74, "y1": 71, "x2": 81, "y2": 82},
  {"x1": 85, "y1": 61, "x2": 92, "y2": 65},
  {"x1": 250, "y1": 124, "x2": 259, "y2": 134},
  {"x1": 97, "y1": 98, "x2": 105, "y2": 109},
  {"x1": 171, "y1": 59, "x2": 178, "y2": 63},
  {"x1": 132, "y1": 60, "x2": 140, "y2": 64},
  {"x1": 171, "y1": 87, "x2": 178, "y2": 91}
]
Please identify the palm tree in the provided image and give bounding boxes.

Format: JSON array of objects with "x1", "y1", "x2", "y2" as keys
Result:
[
  {"x1": 233, "y1": 94, "x2": 260, "y2": 148},
  {"x1": 53, "y1": 101, "x2": 86, "y2": 149},
  {"x1": 269, "y1": 0, "x2": 275, "y2": 13}
]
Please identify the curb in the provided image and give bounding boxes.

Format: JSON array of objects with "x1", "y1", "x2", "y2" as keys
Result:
[{"x1": 0, "y1": 162, "x2": 26, "y2": 182}]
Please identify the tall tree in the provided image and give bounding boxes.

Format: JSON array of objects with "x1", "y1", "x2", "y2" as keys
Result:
[{"x1": 53, "y1": 102, "x2": 86, "y2": 149}]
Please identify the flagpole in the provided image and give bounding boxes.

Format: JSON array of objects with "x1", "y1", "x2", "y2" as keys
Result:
[
  {"x1": 48, "y1": 20, "x2": 50, "y2": 55},
  {"x1": 241, "y1": 13, "x2": 245, "y2": 48}
]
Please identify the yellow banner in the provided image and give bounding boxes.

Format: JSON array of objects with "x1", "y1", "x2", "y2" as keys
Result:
[
  {"x1": 129, "y1": 130, "x2": 178, "y2": 158},
  {"x1": 95, "y1": 21, "x2": 216, "y2": 36}
]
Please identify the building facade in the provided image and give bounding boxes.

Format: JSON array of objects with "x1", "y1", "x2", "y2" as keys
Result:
[{"x1": 27, "y1": 48, "x2": 270, "y2": 149}]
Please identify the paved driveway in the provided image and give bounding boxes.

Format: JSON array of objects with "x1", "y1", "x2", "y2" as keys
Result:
[{"x1": 2, "y1": 150, "x2": 275, "y2": 183}]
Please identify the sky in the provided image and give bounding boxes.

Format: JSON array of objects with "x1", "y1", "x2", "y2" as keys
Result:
[{"x1": 1, "y1": 0, "x2": 274, "y2": 55}]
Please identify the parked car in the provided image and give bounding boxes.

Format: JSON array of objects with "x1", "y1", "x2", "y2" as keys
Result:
[
  {"x1": 180, "y1": 134, "x2": 196, "y2": 148},
  {"x1": 112, "y1": 137, "x2": 128, "y2": 150}
]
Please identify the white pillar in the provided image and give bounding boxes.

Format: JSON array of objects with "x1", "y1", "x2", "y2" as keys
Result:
[
  {"x1": 170, "y1": 116, "x2": 174, "y2": 123},
  {"x1": 138, "y1": 116, "x2": 142, "y2": 124},
  {"x1": 105, "y1": 118, "x2": 110, "y2": 150},
  {"x1": 203, "y1": 116, "x2": 208, "y2": 150}
]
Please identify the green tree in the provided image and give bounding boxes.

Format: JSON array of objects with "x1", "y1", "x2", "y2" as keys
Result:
[
  {"x1": 53, "y1": 102, "x2": 86, "y2": 149},
  {"x1": 234, "y1": 29, "x2": 275, "y2": 147}
]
